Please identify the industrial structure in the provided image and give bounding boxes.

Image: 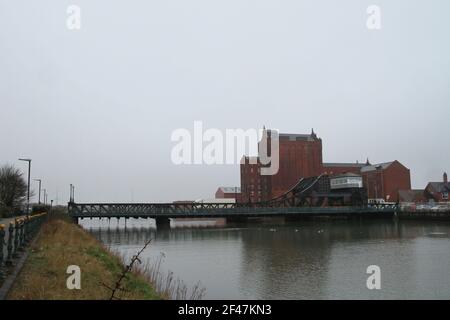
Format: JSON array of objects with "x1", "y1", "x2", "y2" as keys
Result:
[{"x1": 239, "y1": 128, "x2": 411, "y2": 203}]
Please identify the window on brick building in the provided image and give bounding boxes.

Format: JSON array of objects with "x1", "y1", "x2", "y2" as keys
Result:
[{"x1": 443, "y1": 192, "x2": 449, "y2": 200}]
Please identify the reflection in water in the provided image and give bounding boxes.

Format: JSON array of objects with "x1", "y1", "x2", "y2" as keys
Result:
[{"x1": 82, "y1": 218, "x2": 450, "y2": 299}]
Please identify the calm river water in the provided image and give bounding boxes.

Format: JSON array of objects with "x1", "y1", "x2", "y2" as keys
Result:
[{"x1": 80, "y1": 218, "x2": 450, "y2": 299}]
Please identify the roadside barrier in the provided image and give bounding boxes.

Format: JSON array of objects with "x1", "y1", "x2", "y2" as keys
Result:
[{"x1": 0, "y1": 213, "x2": 47, "y2": 282}]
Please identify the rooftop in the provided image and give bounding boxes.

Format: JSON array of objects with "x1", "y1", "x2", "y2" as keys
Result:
[
  {"x1": 360, "y1": 162, "x2": 394, "y2": 173},
  {"x1": 427, "y1": 182, "x2": 450, "y2": 193},
  {"x1": 266, "y1": 128, "x2": 319, "y2": 141},
  {"x1": 323, "y1": 162, "x2": 366, "y2": 168}
]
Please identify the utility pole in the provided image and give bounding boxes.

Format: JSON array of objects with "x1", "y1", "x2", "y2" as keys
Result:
[
  {"x1": 18, "y1": 158, "x2": 31, "y2": 215},
  {"x1": 34, "y1": 179, "x2": 42, "y2": 204},
  {"x1": 69, "y1": 184, "x2": 75, "y2": 203}
]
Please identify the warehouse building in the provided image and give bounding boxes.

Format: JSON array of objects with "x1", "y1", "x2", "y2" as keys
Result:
[{"x1": 239, "y1": 128, "x2": 411, "y2": 203}]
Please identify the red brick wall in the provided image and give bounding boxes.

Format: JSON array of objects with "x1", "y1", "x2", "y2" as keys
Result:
[
  {"x1": 240, "y1": 159, "x2": 262, "y2": 203},
  {"x1": 241, "y1": 134, "x2": 323, "y2": 202},
  {"x1": 269, "y1": 137, "x2": 322, "y2": 198},
  {"x1": 361, "y1": 161, "x2": 411, "y2": 202},
  {"x1": 362, "y1": 170, "x2": 384, "y2": 200},
  {"x1": 382, "y1": 161, "x2": 411, "y2": 202},
  {"x1": 215, "y1": 189, "x2": 225, "y2": 198},
  {"x1": 215, "y1": 189, "x2": 240, "y2": 199},
  {"x1": 425, "y1": 184, "x2": 448, "y2": 202}
]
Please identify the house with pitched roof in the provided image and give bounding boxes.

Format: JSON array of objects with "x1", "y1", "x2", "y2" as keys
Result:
[
  {"x1": 425, "y1": 173, "x2": 450, "y2": 202},
  {"x1": 359, "y1": 160, "x2": 411, "y2": 202}
]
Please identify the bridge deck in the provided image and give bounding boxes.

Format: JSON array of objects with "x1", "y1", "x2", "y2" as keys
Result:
[{"x1": 68, "y1": 202, "x2": 397, "y2": 219}]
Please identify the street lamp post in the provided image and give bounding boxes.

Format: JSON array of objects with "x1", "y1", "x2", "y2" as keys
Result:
[
  {"x1": 70, "y1": 184, "x2": 75, "y2": 203},
  {"x1": 18, "y1": 158, "x2": 31, "y2": 215},
  {"x1": 34, "y1": 179, "x2": 42, "y2": 204}
]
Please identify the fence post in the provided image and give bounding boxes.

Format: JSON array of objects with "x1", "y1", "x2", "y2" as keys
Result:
[
  {"x1": 0, "y1": 224, "x2": 5, "y2": 280},
  {"x1": 23, "y1": 216, "x2": 29, "y2": 245},
  {"x1": 30, "y1": 216, "x2": 36, "y2": 238},
  {"x1": 22, "y1": 218, "x2": 27, "y2": 246},
  {"x1": 18, "y1": 219, "x2": 25, "y2": 251},
  {"x1": 6, "y1": 222, "x2": 14, "y2": 266},
  {"x1": 13, "y1": 219, "x2": 20, "y2": 258}
]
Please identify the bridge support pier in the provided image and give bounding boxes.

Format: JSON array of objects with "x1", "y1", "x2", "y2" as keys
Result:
[
  {"x1": 72, "y1": 217, "x2": 79, "y2": 224},
  {"x1": 226, "y1": 217, "x2": 248, "y2": 224},
  {"x1": 155, "y1": 217, "x2": 171, "y2": 230},
  {"x1": 285, "y1": 215, "x2": 312, "y2": 222}
]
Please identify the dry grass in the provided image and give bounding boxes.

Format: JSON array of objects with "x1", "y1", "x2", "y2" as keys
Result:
[
  {"x1": 6, "y1": 217, "x2": 161, "y2": 300},
  {"x1": 127, "y1": 252, "x2": 206, "y2": 300}
]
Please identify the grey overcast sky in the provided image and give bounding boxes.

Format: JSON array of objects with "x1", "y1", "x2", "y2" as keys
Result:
[{"x1": 1, "y1": 0, "x2": 449, "y2": 203}]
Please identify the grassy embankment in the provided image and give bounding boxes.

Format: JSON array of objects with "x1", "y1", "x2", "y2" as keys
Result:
[{"x1": 7, "y1": 215, "x2": 162, "y2": 300}]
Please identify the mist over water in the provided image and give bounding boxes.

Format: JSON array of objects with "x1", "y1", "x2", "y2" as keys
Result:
[{"x1": 81, "y1": 219, "x2": 450, "y2": 299}]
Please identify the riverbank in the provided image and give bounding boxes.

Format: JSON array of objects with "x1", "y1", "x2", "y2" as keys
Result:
[{"x1": 6, "y1": 215, "x2": 161, "y2": 300}]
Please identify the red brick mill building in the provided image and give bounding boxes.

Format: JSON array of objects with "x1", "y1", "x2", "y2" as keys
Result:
[{"x1": 239, "y1": 128, "x2": 411, "y2": 203}]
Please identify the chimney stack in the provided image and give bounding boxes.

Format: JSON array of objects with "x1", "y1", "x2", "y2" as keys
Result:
[{"x1": 444, "y1": 172, "x2": 448, "y2": 184}]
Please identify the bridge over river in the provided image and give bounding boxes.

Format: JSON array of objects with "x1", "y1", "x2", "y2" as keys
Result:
[
  {"x1": 68, "y1": 175, "x2": 400, "y2": 228},
  {"x1": 68, "y1": 202, "x2": 398, "y2": 228}
]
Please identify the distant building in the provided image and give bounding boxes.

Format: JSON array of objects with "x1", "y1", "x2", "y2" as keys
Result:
[
  {"x1": 425, "y1": 172, "x2": 450, "y2": 202},
  {"x1": 398, "y1": 189, "x2": 427, "y2": 204},
  {"x1": 330, "y1": 172, "x2": 363, "y2": 190},
  {"x1": 215, "y1": 187, "x2": 241, "y2": 200},
  {"x1": 241, "y1": 129, "x2": 323, "y2": 203},
  {"x1": 239, "y1": 128, "x2": 411, "y2": 203},
  {"x1": 360, "y1": 161, "x2": 411, "y2": 202}
]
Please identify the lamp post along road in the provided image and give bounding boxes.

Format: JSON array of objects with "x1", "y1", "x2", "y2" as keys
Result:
[
  {"x1": 43, "y1": 189, "x2": 47, "y2": 205},
  {"x1": 69, "y1": 184, "x2": 75, "y2": 203},
  {"x1": 34, "y1": 179, "x2": 42, "y2": 204},
  {"x1": 18, "y1": 158, "x2": 31, "y2": 215},
  {"x1": 70, "y1": 184, "x2": 73, "y2": 202}
]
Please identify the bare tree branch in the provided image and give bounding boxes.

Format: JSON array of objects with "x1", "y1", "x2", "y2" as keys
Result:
[{"x1": 102, "y1": 238, "x2": 152, "y2": 300}]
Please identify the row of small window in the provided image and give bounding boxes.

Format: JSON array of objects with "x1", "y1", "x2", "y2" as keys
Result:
[
  {"x1": 242, "y1": 188, "x2": 264, "y2": 194},
  {"x1": 242, "y1": 185, "x2": 268, "y2": 191}
]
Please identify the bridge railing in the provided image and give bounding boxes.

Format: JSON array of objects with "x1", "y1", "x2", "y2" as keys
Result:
[
  {"x1": 68, "y1": 202, "x2": 398, "y2": 218},
  {"x1": 0, "y1": 213, "x2": 48, "y2": 283}
]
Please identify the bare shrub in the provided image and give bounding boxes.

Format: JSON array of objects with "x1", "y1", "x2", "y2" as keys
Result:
[{"x1": 112, "y1": 249, "x2": 206, "y2": 300}]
